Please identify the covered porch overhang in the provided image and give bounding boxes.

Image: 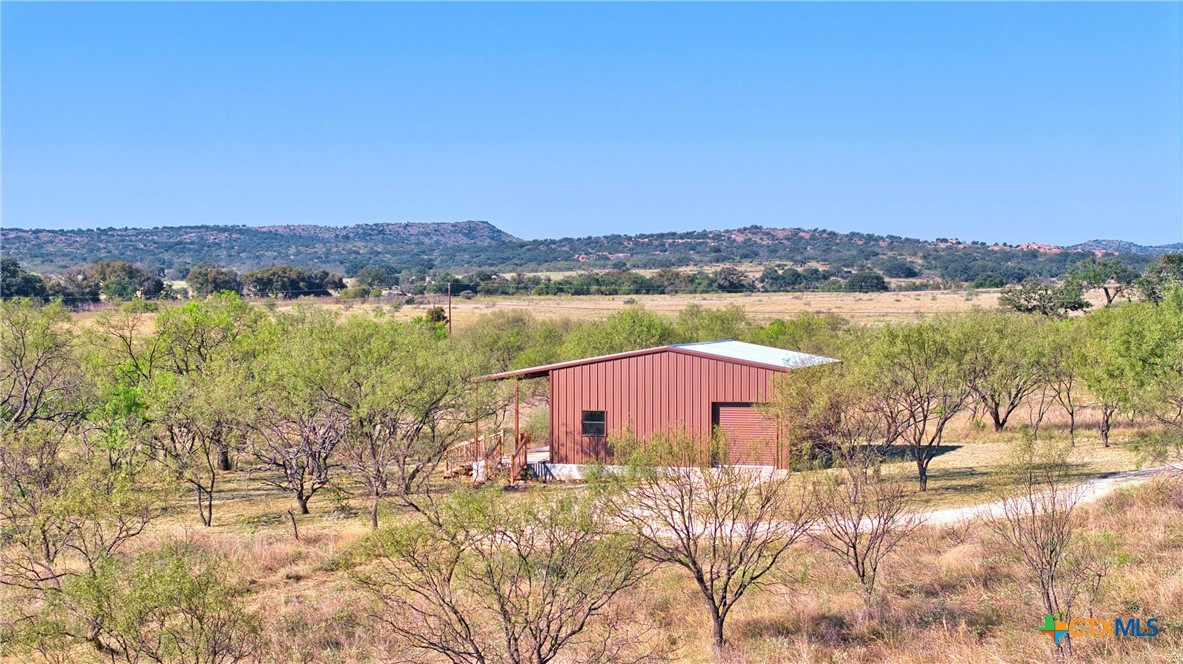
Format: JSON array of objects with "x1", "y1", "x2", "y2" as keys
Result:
[{"x1": 469, "y1": 366, "x2": 555, "y2": 483}]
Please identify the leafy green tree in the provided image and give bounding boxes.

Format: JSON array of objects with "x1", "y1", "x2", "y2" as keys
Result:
[
  {"x1": 155, "y1": 293, "x2": 261, "y2": 376},
  {"x1": 144, "y1": 366, "x2": 249, "y2": 526},
  {"x1": 46, "y1": 545, "x2": 259, "y2": 662},
  {"x1": 672, "y1": 304, "x2": 751, "y2": 342},
  {"x1": 759, "y1": 266, "x2": 805, "y2": 291},
  {"x1": 958, "y1": 312, "x2": 1050, "y2": 432},
  {"x1": 424, "y1": 305, "x2": 448, "y2": 325},
  {"x1": 1137, "y1": 253, "x2": 1183, "y2": 304},
  {"x1": 1, "y1": 258, "x2": 49, "y2": 300},
  {"x1": 306, "y1": 317, "x2": 476, "y2": 528},
  {"x1": 246, "y1": 312, "x2": 350, "y2": 514},
  {"x1": 356, "y1": 488, "x2": 648, "y2": 663},
  {"x1": 712, "y1": 266, "x2": 751, "y2": 292},
  {"x1": 1069, "y1": 256, "x2": 1137, "y2": 306},
  {"x1": 78, "y1": 304, "x2": 166, "y2": 478},
  {"x1": 745, "y1": 312, "x2": 851, "y2": 357},
  {"x1": 856, "y1": 320, "x2": 973, "y2": 490},
  {"x1": 1, "y1": 299, "x2": 85, "y2": 433},
  {"x1": 455, "y1": 310, "x2": 567, "y2": 373},
  {"x1": 770, "y1": 358, "x2": 882, "y2": 465},
  {"x1": 91, "y1": 260, "x2": 165, "y2": 300},
  {"x1": 559, "y1": 306, "x2": 677, "y2": 359},
  {"x1": 45, "y1": 269, "x2": 101, "y2": 307},
  {"x1": 1132, "y1": 289, "x2": 1183, "y2": 457},
  {"x1": 240, "y1": 265, "x2": 345, "y2": 298},
  {"x1": 971, "y1": 273, "x2": 1005, "y2": 289},
  {"x1": 353, "y1": 264, "x2": 399, "y2": 290},
  {"x1": 1, "y1": 420, "x2": 158, "y2": 661},
  {"x1": 1080, "y1": 294, "x2": 1183, "y2": 448},
  {"x1": 143, "y1": 293, "x2": 262, "y2": 474},
  {"x1": 100, "y1": 277, "x2": 139, "y2": 302},
  {"x1": 845, "y1": 272, "x2": 888, "y2": 292},
  {"x1": 999, "y1": 278, "x2": 1090, "y2": 319},
  {"x1": 1042, "y1": 320, "x2": 1088, "y2": 445},
  {"x1": 0, "y1": 427, "x2": 155, "y2": 591},
  {"x1": 879, "y1": 259, "x2": 919, "y2": 279},
  {"x1": 185, "y1": 265, "x2": 243, "y2": 297}
]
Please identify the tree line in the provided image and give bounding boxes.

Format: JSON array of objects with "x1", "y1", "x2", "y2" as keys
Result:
[{"x1": 1, "y1": 259, "x2": 347, "y2": 303}]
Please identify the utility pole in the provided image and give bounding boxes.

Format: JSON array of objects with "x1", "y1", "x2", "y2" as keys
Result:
[{"x1": 447, "y1": 282, "x2": 453, "y2": 335}]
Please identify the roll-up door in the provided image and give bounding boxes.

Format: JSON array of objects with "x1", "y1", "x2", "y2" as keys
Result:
[{"x1": 712, "y1": 402, "x2": 777, "y2": 466}]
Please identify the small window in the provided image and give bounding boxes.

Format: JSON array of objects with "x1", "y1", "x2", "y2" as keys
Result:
[{"x1": 581, "y1": 410, "x2": 606, "y2": 436}]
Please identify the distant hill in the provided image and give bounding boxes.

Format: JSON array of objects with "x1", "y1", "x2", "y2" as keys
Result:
[
  {"x1": 1067, "y1": 239, "x2": 1183, "y2": 256},
  {"x1": 1, "y1": 221, "x2": 518, "y2": 274},
  {"x1": 0, "y1": 221, "x2": 1166, "y2": 284}
]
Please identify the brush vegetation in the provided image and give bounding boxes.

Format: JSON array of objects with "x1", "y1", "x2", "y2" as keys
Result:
[{"x1": 2, "y1": 285, "x2": 1182, "y2": 662}]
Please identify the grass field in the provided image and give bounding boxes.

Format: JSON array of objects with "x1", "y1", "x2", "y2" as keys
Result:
[{"x1": 69, "y1": 288, "x2": 1113, "y2": 334}]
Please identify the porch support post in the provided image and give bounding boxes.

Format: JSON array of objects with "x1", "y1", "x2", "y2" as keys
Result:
[
  {"x1": 513, "y1": 377, "x2": 521, "y2": 479},
  {"x1": 472, "y1": 380, "x2": 479, "y2": 465}
]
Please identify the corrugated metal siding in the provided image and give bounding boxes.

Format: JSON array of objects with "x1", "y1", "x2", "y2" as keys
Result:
[{"x1": 549, "y1": 350, "x2": 783, "y2": 466}]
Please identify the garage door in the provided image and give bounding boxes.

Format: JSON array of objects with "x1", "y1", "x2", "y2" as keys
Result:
[{"x1": 712, "y1": 403, "x2": 778, "y2": 467}]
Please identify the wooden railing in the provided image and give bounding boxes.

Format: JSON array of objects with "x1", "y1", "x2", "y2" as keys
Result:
[
  {"x1": 509, "y1": 433, "x2": 533, "y2": 481},
  {"x1": 444, "y1": 431, "x2": 533, "y2": 483}
]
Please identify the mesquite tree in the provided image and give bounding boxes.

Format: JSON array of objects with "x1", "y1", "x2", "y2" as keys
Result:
[
  {"x1": 143, "y1": 366, "x2": 248, "y2": 527},
  {"x1": 809, "y1": 446, "x2": 922, "y2": 599},
  {"x1": 1043, "y1": 320, "x2": 1087, "y2": 445},
  {"x1": 248, "y1": 404, "x2": 346, "y2": 515},
  {"x1": 988, "y1": 440, "x2": 1086, "y2": 644},
  {"x1": 0, "y1": 427, "x2": 157, "y2": 659},
  {"x1": 770, "y1": 357, "x2": 887, "y2": 466},
  {"x1": 1097, "y1": 290, "x2": 1183, "y2": 461},
  {"x1": 41, "y1": 544, "x2": 260, "y2": 663},
  {"x1": 355, "y1": 488, "x2": 647, "y2": 663},
  {"x1": 296, "y1": 316, "x2": 478, "y2": 529},
  {"x1": 154, "y1": 294, "x2": 261, "y2": 470},
  {"x1": 959, "y1": 312, "x2": 1049, "y2": 432},
  {"x1": 597, "y1": 433, "x2": 814, "y2": 651},
  {"x1": 856, "y1": 320, "x2": 973, "y2": 491},
  {"x1": 1, "y1": 299, "x2": 86, "y2": 434}
]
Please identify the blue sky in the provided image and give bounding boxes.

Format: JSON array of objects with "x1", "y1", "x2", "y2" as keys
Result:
[{"x1": 2, "y1": 3, "x2": 1180, "y2": 245}]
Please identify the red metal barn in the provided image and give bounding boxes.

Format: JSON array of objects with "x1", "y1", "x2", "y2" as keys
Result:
[{"x1": 475, "y1": 340, "x2": 836, "y2": 476}]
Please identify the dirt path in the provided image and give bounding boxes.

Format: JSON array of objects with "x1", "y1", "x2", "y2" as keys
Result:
[{"x1": 920, "y1": 465, "x2": 1177, "y2": 527}]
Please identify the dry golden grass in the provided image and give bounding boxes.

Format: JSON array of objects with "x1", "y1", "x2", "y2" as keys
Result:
[
  {"x1": 897, "y1": 407, "x2": 1148, "y2": 510},
  {"x1": 5, "y1": 431, "x2": 1178, "y2": 663},
  {"x1": 428, "y1": 289, "x2": 1025, "y2": 330},
  {"x1": 623, "y1": 476, "x2": 1183, "y2": 664},
  {"x1": 68, "y1": 288, "x2": 1110, "y2": 334},
  {"x1": 196, "y1": 470, "x2": 1183, "y2": 662}
]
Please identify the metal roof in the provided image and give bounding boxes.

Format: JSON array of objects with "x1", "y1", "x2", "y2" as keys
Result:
[
  {"x1": 475, "y1": 340, "x2": 837, "y2": 382},
  {"x1": 671, "y1": 340, "x2": 838, "y2": 370}
]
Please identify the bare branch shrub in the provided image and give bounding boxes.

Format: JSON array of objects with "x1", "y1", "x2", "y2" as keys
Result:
[
  {"x1": 809, "y1": 446, "x2": 922, "y2": 600},
  {"x1": 597, "y1": 432, "x2": 814, "y2": 651},
  {"x1": 987, "y1": 440, "x2": 1084, "y2": 624},
  {"x1": 46, "y1": 544, "x2": 259, "y2": 663},
  {"x1": 355, "y1": 488, "x2": 647, "y2": 663},
  {"x1": 248, "y1": 405, "x2": 346, "y2": 514}
]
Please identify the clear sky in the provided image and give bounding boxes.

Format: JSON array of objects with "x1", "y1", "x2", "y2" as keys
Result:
[{"x1": 2, "y1": 2, "x2": 1180, "y2": 246}]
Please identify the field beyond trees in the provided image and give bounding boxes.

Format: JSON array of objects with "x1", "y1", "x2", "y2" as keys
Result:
[{"x1": 2, "y1": 285, "x2": 1182, "y2": 663}]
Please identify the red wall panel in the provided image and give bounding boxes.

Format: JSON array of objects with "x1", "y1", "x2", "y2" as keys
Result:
[{"x1": 549, "y1": 350, "x2": 784, "y2": 466}]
